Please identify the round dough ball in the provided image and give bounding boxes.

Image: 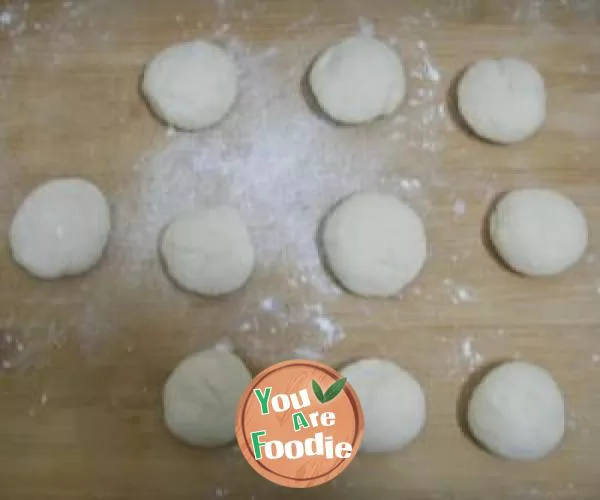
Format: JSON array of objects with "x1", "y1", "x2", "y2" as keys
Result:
[
  {"x1": 458, "y1": 58, "x2": 545, "y2": 144},
  {"x1": 322, "y1": 192, "x2": 427, "y2": 297},
  {"x1": 160, "y1": 206, "x2": 254, "y2": 296},
  {"x1": 309, "y1": 36, "x2": 406, "y2": 124},
  {"x1": 142, "y1": 40, "x2": 237, "y2": 130},
  {"x1": 9, "y1": 178, "x2": 111, "y2": 279},
  {"x1": 490, "y1": 189, "x2": 588, "y2": 276},
  {"x1": 341, "y1": 359, "x2": 426, "y2": 453},
  {"x1": 468, "y1": 361, "x2": 565, "y2": 461},
  {"x1": 163, "y1": 349, "x2": 251, "y2": 447}
]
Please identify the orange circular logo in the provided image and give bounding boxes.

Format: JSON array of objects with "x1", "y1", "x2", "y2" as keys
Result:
[{"x1": 235, "y1": 360, "x2": 364, "y2": 488}]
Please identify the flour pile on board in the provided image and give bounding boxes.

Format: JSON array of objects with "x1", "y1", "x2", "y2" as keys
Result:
[{"x1": 109, "y1": 13, "x2": 452, "y2": 361}]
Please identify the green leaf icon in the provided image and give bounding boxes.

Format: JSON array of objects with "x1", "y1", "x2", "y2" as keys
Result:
[
  {"x1": 312, "y1": 378, "x2": 347, "y2": 403},
  {"x1": 323, "y1": 377, "x2": 347, "y2": 402},
  {"x1": 312, "y1": 380, "x2": 325, "y2": 403}
]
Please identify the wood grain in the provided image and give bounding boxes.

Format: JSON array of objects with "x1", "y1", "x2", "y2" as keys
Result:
[{"x1": 0, "y1": 1, "x2": 599, "y2": 499}]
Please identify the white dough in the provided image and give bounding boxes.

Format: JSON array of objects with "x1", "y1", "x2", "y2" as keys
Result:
[
  {"x1": 458, "y1": 58, "x2": 546, "y2": 144},
  {"x1": 322, "y1": 192, "x2": 427, "y2": 297},
  {"x1": 309, "y1": 36, "x2": 406, "y2": 124},
  {"x1": 490, "y1": 189, "x2": 588, "y2": 276},
  {"x1": 142, "y1": 40, "x2": 237, "y2": 130},
  {"x1": 341, "y1": 359, "x2": 426, "y2": 453},
  {"x1": 468, "y1": 361, "x2": 565, "y2": 461},
  {"x1": 160, "y1": 206, "x2": 254, "y2": 296},
  {"x1": 163, "y1": 349, "x2": 251, "y2": 447},
  {"x1": 9, "y1": 178, "x2": 111, "y2": 279}
]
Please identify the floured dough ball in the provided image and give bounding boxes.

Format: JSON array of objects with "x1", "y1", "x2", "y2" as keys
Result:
[
  {"x1": 458, "y1": 58, "x2": 545, "y2": 143},
  {"x1": 309, "y1": 36, "x2": 406, "y2": 124},
  {"x1": 468, "y1": 361, "x2": 565, "y2": 460},
  {"x1": 160, "y1": 207, "x2": 254, "y2": 296},
  {"x1": 9, "y1": 178, "x2": 111, "y2": 279},
  {"x1": 163, "y1": 349, "x2": 251, "y2": 447},
  {"x1": 490, "y1": 189, "x2": 588, "y2": 276},
  {"x1": 341, "y1": 359, "x2": 426, "y2": 453},
  {"x1": 322, "y1": 192, "x2": 426, "y2": 297},
  {"x1": 142, "y1": 40, "x2": 237, "y2": 130}
]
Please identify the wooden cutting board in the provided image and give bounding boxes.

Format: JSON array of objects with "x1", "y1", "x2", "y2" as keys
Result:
[{"x1": 1, "y1": 1, "x2": 599, "y2": 498}]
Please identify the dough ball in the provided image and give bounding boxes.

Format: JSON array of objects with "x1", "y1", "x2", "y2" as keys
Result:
[
  {"x1": 142, "y1": 40, "x2": 237, "y2": 130},
  {"x1": 160, "y1": 206, "x2": 254, "y2": 296},
  {"x1": 322, "y1": 192, "x2": 427, "y2": 297},
  {"x1": 468, "y1": 361, "x2": 565, "y2": 460},
  {"x1": 309, "y1": 36, "x2": 406, "y2": 124},
  {"x1": 9, "y1": 178, "x2": 111, "y2": 279},
  {"x1": 163, "y1": 349, "x2": 251, "y2": 447},
  {"x1": 458, "y1": 58, "x2": 545, "y2": 144},
  {"x1": 490, "y1": 189, "x2": 588, "y2": 276},
  {"x1": 341, "y1": 359, "x2": 426, "y2": 453}
]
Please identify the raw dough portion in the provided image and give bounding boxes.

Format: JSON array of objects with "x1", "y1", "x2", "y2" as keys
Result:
[
  {"x1": 322, "y1": 192, "x2": 426, "y2": 297},
  {"x1": 9, "y1": 178, "x2": 111, "y2": 279},
  {"x1": 468, "y1": 361, "x2": 565, "y2": 460},
  {"x1": 490, "y1": 189, "x2": 588, "y2": 276},
  {"x1": 309, "y1": 36, "x2": 406, "y2": 124},
  {"x1": 142, "y1": 40, "x2": 237, "y2": 130},
  {"x1": 163, "y1": 349, "x2": 251, "y2": 447},
  {"x1": 458, "y1": 58, "x2": 546, "y2": 144},
  {"x1": 160, "y1": 207, "x2": 254, "y2": 296},
  {"x1": 341, "y1": 359, "x2": 426, "y2": 453}
]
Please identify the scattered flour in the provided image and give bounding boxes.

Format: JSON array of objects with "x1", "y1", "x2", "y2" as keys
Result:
[
  {"x1": 453, "y1": 198, "x2": 467, "y2": 217},
  {"x1": 445, "y1": 335, "x2": 485, "y2": 378},
  {"x1": 0, "y1": 11, "x2": 13, "y2": 26},
  {"x1": 357, "y1": 16, "x2": 375, "y2": 37},
  {"x1": 213, "y1": 338, "x2": 235, "y2": 353},
  {"x1": 443, "y1": 279, "x2": 475, "y2": 304},
  {"x1": 460, "y1": 337, "x2": 484, "y2": 372},
  {"x1": 0, "y1": 10, "x2": 594, "y2": 465},
  {"x1": 112, "y1": 26, "x2": 446, "y2": 362}
]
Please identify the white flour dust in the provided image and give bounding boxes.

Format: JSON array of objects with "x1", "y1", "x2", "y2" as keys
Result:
[
  {"x1": 459, "y1": 337, "x2": 484, "y2": 374},
  {"x1": 443, "y1": 335, "x2": 485, "y2": 378},
  {"x1": 3, "y1": 2, "x2": 596, "y2": 389},
  {"x1": 443, "y1": 278, "x2": 476, "y2": 305},
  {"x1": 0, "y1": 3, "x2": 453, "y2": 368},
  {"x1": 453, "y1": 198, "x2": 467, "y2": 217},
  {"x1": 113, "y1": 22, "x2": 447, "y2": 361}
]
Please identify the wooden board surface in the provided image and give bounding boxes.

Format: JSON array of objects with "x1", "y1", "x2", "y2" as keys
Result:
[{"x1": 1, "y1": 0, "x2": 600, "y2": 498}]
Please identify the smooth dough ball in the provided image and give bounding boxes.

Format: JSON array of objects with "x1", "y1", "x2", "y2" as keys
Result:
[
  {"x1": 468, "y1": 361, "x2": 565, "y2": 460},
  {"x1": 322, "y1": 192, "x2": 427, "y2": 297},
  {"x1": 458, "y1": 58, "x2": 546, "y2": 144},
  {"x1": 160, "y1": 206, "x2": 254, "y2": 296},
  {"x1": 163, "y1": 349, "x2": 251, "y2": 447},
  {"x1": 341, "y1": 359, "x2": 426, "y2": 453},
  {"x1": 490, "y1": 189, "x2": 588, "y2": 276},
  {"x1": 142, "y1": 40, "x2": 237, "y2": 130},
  {"x1": 309, "y1": 36, "x2": 406, "y2": 124},
  {"x1": 9, "y1": 178, "x2": 111, "y2": 279}
]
